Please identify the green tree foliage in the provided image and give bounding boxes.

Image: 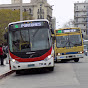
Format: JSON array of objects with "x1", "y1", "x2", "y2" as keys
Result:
[{"x1": 0, "y1": 9, "x2": 32, "y2": 44}]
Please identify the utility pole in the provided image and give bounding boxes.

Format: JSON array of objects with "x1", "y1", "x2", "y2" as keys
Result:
[
  {"x1": 20, "y1": 0, "x2": 23, "y2": 21},
  {"x1": 86, "y1": 5, "x2": 88, "y2": 36}
]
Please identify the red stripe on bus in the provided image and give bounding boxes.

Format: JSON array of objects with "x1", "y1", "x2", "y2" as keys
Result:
[{"x1": 10, "y1": 47, "x2": 52, "y2": 62}]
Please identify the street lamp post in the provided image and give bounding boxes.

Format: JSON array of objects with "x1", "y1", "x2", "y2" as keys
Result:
[{"x1": 20, "y1": 0, "x2": 23, "y2": 21}]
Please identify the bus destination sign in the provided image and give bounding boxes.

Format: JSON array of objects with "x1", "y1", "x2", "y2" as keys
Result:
[
  {"x1": 10, "y1": 21, "x2": 48, "y2": 29},
  {"x1": 56, "y1": 29, "x2": 80, "y2": 34},
  {"x1": 14, "y1": 22, "x2": 42, "y2": 29}
]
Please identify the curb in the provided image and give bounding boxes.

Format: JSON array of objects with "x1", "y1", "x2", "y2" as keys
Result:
[{"x1": 0, "y1": 71, "x2": 14, "y2": 80}]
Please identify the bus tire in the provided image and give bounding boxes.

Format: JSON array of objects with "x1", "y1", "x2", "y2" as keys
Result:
[
  {"x1": 74, "y1": 58, "x2": 79, "y2": 62},
  {"x1": 61, "y1": 59, "x2": 67, "y2": 63},
  {"x1": 16, "y1": 70, "x2": 20, "y2": 74},
  {"x1": 48, "y1": 67, "x2": 54, "y2": 71}
]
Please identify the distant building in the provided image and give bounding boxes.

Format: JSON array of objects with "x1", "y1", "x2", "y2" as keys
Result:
[
  {"x1": 11, "y1": 0, "x2": 20, "y2": 4},
  {"x1": 0, "y1": 0, "x2": 56, "y2": 29},
  {"x1": 74, "y1": 0, "x2": 88, "y2": 36}
]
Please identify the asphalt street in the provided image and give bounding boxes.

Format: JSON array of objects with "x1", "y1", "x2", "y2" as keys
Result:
[{"x1": 0, "y1": 56, "x2": 88, "y2": 88}]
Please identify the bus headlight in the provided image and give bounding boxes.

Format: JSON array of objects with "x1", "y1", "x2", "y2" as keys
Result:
[
  {"x1": 58, "y1": 53, "x2": 61, "y2": 56},
  {"x1": 85, "y1": 51, "x2": 87, "y2": 52},
  {"x1": 58, "y1": 53, "x2": 60, "y2": 55},
  {"x1": 12, "y1": 59, "x2": 15, "y2": 63},
  {"x1": 78, "y1": 51, "x2": 83, "y2": 54},
  {"x1": 44, "y1": 55, "x2": 52, "y2": 61},
  {"x1": 12, "y1": 59, "x2": 19, "y2": 64}
]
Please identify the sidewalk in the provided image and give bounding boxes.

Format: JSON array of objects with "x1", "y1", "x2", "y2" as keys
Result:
[{"x1": 0, "y1": 58, "x2": 14, "y2": 79}]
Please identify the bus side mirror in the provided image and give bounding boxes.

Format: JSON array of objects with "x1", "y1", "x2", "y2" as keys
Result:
[
  {"x1": 4, "y1": 32, "x2": 8, "y2": 40},
  {"x1": 50, "y1": 29, "x2": 54, "y2": 34},
  {"x1": 82, "y1": 34, "x2": 83, "y2": 38}
]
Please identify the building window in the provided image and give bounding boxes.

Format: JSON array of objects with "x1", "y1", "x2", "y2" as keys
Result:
[
  {"x1": 38, "y1": 9, "x2": 39, "y2": 13},
  {"x1": 77, "y1": 25, "x2": 78, "y2": 27},
  {"x1": 76, "y1": 18, "x2": 78, "y2": 22},
  {"x1": 40, "y1": 4, "x2": 42, "y2": 7},
  {"x1": 76, "y1": 13, "x2": 78, "y2": 16},
  {"x1": 84, "y1": 12, "x2": 85, "y2": 14},
  {"x1": 24, "y1": 8, "x2": 26, "y2": 12},
  {"x1": 43, "y1": 14, "x2": 44, "y2": 19},
  {"x1": 38, "y1": 15, "x2": 39, "y2": 19},
  {"x1": 77, "y1": 6, "x2": 78, "y2": 10},
  {"x1": 42, "y1": 9, "x2": 44, "y2": 14},
  {"x1": 40, "y1": 7, "x2": 42, "y2": 12},
  {"x1": 29, "y1": 8, "x2": 31, "y2": 13},
  {"x1": 40, "y1": 15, "x2": 42, "y2": 19}
]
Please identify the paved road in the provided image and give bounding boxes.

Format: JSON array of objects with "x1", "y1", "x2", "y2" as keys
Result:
[{"x1": 0, "y1": 56, "x2": 88, "y2": 88}]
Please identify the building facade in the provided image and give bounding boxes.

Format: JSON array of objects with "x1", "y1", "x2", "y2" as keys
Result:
[
  {"x1": 11, "y1": 0, "x2": 20, "y2": 4},
  {"x1": 0, "y1": 0, "x2": 56, "y2": 29},
  {"x1": 74, "y1": 0, "x2": 88, "y2": 36}
]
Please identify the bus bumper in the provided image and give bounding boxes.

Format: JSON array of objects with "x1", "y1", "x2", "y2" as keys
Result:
[
  {"x1": 10, "y1": 57, "x2": 54, "y2": 70},
  {"x1": 55, "y1": 54, "x2": 84, "y2": 61}
]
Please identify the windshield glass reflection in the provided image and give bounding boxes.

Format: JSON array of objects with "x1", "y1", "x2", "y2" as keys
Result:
[
  {"x1": 9, "y1": 28, "x2": 51, "y2": 52},
  {"x1": 56, "y1": 35, "x2": 82, "y2": 48}
]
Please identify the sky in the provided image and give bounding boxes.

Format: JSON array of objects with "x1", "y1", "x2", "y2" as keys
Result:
[{"x1": 0, "y1": 0, "x2": 86, "y2": 28}]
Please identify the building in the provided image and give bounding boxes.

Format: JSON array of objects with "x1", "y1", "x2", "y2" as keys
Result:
[
  {"x1": 74, "y1": 0, "x2": 88, "y2": 36},
  {"x1": 11, "y1": 0, "x2": 20, "y2": 4},
  {"x1": 0, "y1": 0, "x2": 56, "y2": 29}
]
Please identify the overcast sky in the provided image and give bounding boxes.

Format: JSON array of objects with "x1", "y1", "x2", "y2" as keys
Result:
[{"x1": 0, "y1": 0, "x2": 86, "y2": 28}]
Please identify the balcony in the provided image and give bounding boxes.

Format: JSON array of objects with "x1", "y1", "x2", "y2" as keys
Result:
[
  {"x1": 74, "y1": 21, "x2": 87, "y2": 24},
  {"x1": 74, "y1": 15, "x2": 88, "y2": 18},
  {"x1": 75, "y1": 9, "x2": 87, "y2": 12},
  {"x1": 37, "y1": 11, "x2": 44, "y2": 14}
]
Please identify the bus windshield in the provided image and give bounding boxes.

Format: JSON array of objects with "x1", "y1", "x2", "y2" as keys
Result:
[
  {"x1": 9, "y1": 27, "x2": 51, "y2": 52},
  {"x1": 56, "y1": 34, "x2": 82, "y2": 48}
]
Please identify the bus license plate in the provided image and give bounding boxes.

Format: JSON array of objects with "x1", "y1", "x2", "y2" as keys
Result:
[{"x1": 28, "y1": 64, "x2": 35, "y2": 67}]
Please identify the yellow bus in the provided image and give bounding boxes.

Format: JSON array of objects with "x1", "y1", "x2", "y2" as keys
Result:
[{"x1": 54, "y1": 28, "x2": 84, "y2": 62}]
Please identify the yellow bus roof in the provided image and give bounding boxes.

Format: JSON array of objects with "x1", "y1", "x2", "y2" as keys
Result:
[{"x1": 55, "y1": 27, "x2": 81, "y2": 30}]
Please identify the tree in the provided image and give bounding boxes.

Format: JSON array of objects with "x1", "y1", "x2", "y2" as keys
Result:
[
  {"x1": 0, "y1": 9, "x2": 32, "y2": 44},
  {"x1": 63, "y1": 19, "x2": 75, "y2": 28}
]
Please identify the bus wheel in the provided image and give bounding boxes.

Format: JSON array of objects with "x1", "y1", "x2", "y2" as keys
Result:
[
  {"x1": 48, "y1": 67, "x2": 54, "y2": 71},
  {"x1": 16, "y1": 70, "x2": 21, "y2": 74},
  {"x1": 61, "y1": 59, "x2": 66, "y2": 63},
  {"x1": 74, "y1": 58, "x2": 79, "y2": 62}
]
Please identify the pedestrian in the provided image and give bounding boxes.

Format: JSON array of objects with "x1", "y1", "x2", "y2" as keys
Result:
[
  {"x1": 5, "y1": 45, "x2": 9, "y2": 64},
  {"x1": 2, "y1": 44, "x2": 5, "y2": 53},
  {"x1": 0, "y1": 45, "x2": 4, "y2": 66}
]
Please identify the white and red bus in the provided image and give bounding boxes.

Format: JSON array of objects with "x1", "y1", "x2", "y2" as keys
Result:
[{"x1": 7, "y1": 19, "x2": 54, "y2": 74}]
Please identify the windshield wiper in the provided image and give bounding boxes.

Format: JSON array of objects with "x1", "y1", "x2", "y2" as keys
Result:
[
  {"x1": 62, "y1": 41, "x2": 80, "y2": 48},
  {"x1": 68, "y1": 40, "x2": 82, "y2": 46},
  {"x1": 63, "y1": 41, "x2": 69, "y2": 48},
  {"x1": 68, "y1": 41, "x2": 77, "y2": 47}
]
